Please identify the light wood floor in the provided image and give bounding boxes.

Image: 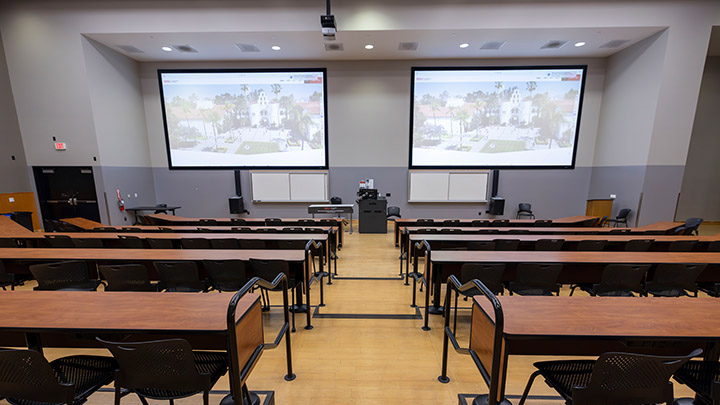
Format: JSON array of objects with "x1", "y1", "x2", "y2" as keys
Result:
[{"x1": 5, "y1": 223, "x2": 718, "y2": 404}]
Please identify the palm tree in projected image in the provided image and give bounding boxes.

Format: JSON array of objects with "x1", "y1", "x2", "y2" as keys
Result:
[
  {"x1": 526, "y1": 81, "x2": 537, "y2": 99},
  {"x1": 207, "y1": 109, "x2": 223, "y2": 152},
  {"x1": 494, "y1": 81, "x2": 504, "y2": 94},
  {"x1": 456, "y1": 108, "x2": 471, "y2": 149},
  {"x1": 285, "y1": 103, "x2": 313, "y2": 150},
  {"x1": 271, "y1": 84, "x2": 283, "y2": 102},
  {"x1": 533, "y1": 93, "x2": 567, "y2": 149},
  {"x1": 241, "y1": 84, "x2": 249, "y2": 97}
]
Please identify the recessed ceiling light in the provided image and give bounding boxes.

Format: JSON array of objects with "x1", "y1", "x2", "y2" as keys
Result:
[
  {"x1": 459, "y1": 43, "x2": 470, "y2": 48},
  {"x1": 574, "y1": 42, "x2": 586, "y2": 47},
  {"x1": 364, "y1": 44, "x2": 374, "y2": 50},
  {"x1": 161, "y1": 46, "x2": 172, "y2": 52},
  {"x1": 271, "y1": 45, "x2": 281, "y2": 51}
]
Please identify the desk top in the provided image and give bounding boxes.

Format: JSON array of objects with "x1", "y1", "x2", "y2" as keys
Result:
[
  {"x1": 475, "y1": 296, "x2": 720, "y2": 340},
  {"x1": 403, "y1": 225, "x2": 674, "y2": 234},
  {"x1": 431, "y1": 250, "x2": 720, "y2": 264},
  {"x1": 0, "y1": 248, "x2": 306, "y2": 262},
  {"x1": 3, "y1": 232, "x2": 328, "y2": 241},
  {"x1": 0, "y1": 216, "x2": 35, "y2": 237},
  {"x1": 60, "y1": 217, "x2": 106, "y2": 230},
  {"x1": 0, "y1": 290, "x2": 256, "y2": 334},
  {"x1": 410, "y1": 234, "x2": 720, "y2": 242},
  {"x1": 395, "y1": 215, "x2": 598, "y2": 226},
  {"x1": 126, "y1": 206, "x2": 181, "y2": 211},
  {"x1": 308, "y1": 204, "x2": 354, "y2": 208},
  {"x1": 148, "y1": 213, "x2": 343, "y2": 224}
]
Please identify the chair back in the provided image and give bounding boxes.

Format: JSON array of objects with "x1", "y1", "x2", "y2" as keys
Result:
[
  {"x1": 645, "y1": 263, "x2": 707, "y2": 296},
  {"x1": 492, "y1": 219, "x2": 509, "y2": 227},
  {"x1": 442, "y1": 219, "x2": 460, "y2": 226},
  {"x1": 298, "y1": 219, "x2": 316, "y2": 226},
  {"x1": 518, "y1": 203, "x2": 532, "y2": 213},
  {"x1": 265, "y1": 218, "x2": 283, "y2": 226},
  {"x1": 98, "y1": 338, "x2": 209, "y2": 392},
  {"x1": 387, "y1": 206, "x2": 401, "y2": 219},
  {"x1": 92, "y1": 227, "x2": 117, "y2": 232},
  {"x1": 153, "y1": 261, "x2": 205, "y2": 292},
  {"x1": 210, "y1": 238, "x2": 240, "y2": 249},
  {"x1": 416, "y1": 219, "x2": 435, "y2": 227},
  {"x1": 230, "y1": 218, "x2": 247, "y2": 225},
  {"x1": 534, "y1": 220, "x2": 552, "y2": 226},
  {"x1": 668, "y1": 240, "x2": 698, "y2": 252},
  {"x1": 0, "y1": 349, "x2": 74, "y2": 404},
  {"x1": 118, "y1": 235, "x2": 144, "y2": 248},
  {"x1": 71, "y1": 238, "x2": 104, "y2": 248},
  {"x1": 282, "y1": 227, "x2": 306, "y2": 233},
  {"x1": 99, "y1": 264, "x2": 155, "y2": 292},
  {"x1": 708, "y1": 241, "x2": 720, "y2": 252},
  {"x1": 510, "y1": 263, "x2": 563, "y2": 296},
  {"x1": 231, "y1": 227, "x2": 252, "y2": 233},
  {"x1": 617, "y1": 208, "x2": 631, "y2": 219},
  {"x1": 572, "y1": 349, "x2": 701, "y2": 404},
  {"x1": 277, "y1": 240, "x2": 307, "y2": 250},
  {"x1": 318, "y1": 219, "x2": 336, "y2": 226},
  {"x1": 597, "y1": 216, "x2": 608, "y2": 227},
  {"x1": 593, "y1": 264, "x2": 650, "y2": 296},
  {"x1": 158, "y1": 227, "x2": 174, "y2": 233},
  {"x1": 625, "y1": 239, "x2": 653, "y2": 251},
  {"x1": 494, "y1": 239, "x2": 520, "y2": 250},
  {"x1": 440, "y1": 228, "x2": 462, "y2": 234},
  {"x1": 30, "y1": 260, "x2": 97, "y2": 291},
  {"x1": 249, "y1": 259, "x2": 293, "y2": 287},
  {"x1": 536, "y1": 239, "x2": 564, "y2": 251},
  {"x1": 203, "y1": 260, "x2": 247, "y2": 291},
  {"x1": 199, "y1": 218, "x2": 217, "y2": 226},
  {"x1": 467, "y1": 241, "x2": 496, "y2": 251},
  {"x1": 577, "y1": 240, "x2": 608, "y2": 251},
  {"x1": 44, "y1": 235, "x2": 74, "y2": 248},
  {"x1": 471, "y1": 220, "x2": 490, "y2": 227},
  {"x1": 239, "y1": 240, "x2": 266, "y2": 249},
  {"x1": 147, "y1": 238, "x2": 174, "y2": 249},
  {"x1": 180, "y1": 238, "x2": 211, "y2": 249},
  {"x1": 609, "y1": 229, "x2": 631, "y2": 234},
  {"x1": 121, "y1": 227, "x2": 141, "y2": 232},
  {"x1": 0, "y1": 238, "x2": 16, "y2": 248},
  {"x1": 460, "y1": 263, "x2": 505, "y2": 294},
  {"x1": 685, "y1": 217, "x2": 704, "y2": 228}
]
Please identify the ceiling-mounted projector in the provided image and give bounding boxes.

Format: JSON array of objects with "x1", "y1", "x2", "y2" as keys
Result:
[{"x1": 321, "y1": 14, "x2": 337, "y2": 41}]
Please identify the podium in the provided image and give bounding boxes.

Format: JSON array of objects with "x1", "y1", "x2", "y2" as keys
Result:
[
  {"x1": 586, "y1": 199, "x2": 613, "y2": 218},
  {"x1": 358, "y1": 199, "x2": 387, "y2": 233}
]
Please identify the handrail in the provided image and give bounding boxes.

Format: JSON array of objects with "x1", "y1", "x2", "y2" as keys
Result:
[
  {"x1": 409, "y1": 239, "x2": 429, "y2": 307},
  {"x1": 419, "y1": 239, "x2": 433, "y2": 331},
  {"x1": 305, "y1": 238, "x2": 328, "y2": 311},
  {"x1": 438, "y1": 275, "x2": 507, "y2": 405},
  {"x1": 226, "y1": 274, "x2": 296, "y2": 404}
]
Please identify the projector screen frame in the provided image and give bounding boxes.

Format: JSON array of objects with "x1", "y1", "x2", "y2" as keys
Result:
[
  {"x1": 408, "y1": 65, "x2": 587, "y2": 170},
  {"x1": 158, "y1": 67, "x2": 330, "y2": 170}
]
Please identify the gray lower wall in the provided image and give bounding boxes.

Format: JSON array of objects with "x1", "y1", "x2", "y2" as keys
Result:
[
  {"x1": 587, "y1": 166, "x2": 646, "y2": 226},
  {"x1": 95, "y1": 166, "x2": 157, "y2": 226},
  {"x1": 639, "y1": 165, "x2": 686, "y2": 225}
]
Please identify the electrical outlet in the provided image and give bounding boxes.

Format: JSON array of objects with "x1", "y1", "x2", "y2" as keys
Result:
[
  {"x1": 610, "y1": 194, "x2": 617, "y2": 199},
  {"x1": 8, "y1": 197, "x2": 14, "y2": 203},
  {"x1": 134, "y1": 193, "x2": 138, "y2": 197}
]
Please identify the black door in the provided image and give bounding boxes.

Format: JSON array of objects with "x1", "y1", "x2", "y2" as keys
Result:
[{"x1": 33, "y1": 167, "x2": 101, "y2": 222}]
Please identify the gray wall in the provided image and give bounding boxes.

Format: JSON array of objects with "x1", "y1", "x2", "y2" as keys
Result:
[{"x1": 677, "y1": 56, "x2": 720, "y2": 221}]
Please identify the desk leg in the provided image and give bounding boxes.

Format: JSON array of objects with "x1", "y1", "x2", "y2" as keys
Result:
[
  {"x1": 25, "y1": 333, "x2": 43, "y2": 354},
  {"x1": 428, "y1": 263, "x2": 444, "y2": 315},
  {"x1": 349, "y1": 212, "x2": 353, "y2": 234},
  {"x1": 304, "y1": 255, "x2": 313, "y2": 330},
  {"x1": 423, "y1": 262, "x2": 432, "y2": 331},
  {"x1": 394, "y1": 223, "x2": 399, "y2": 247}
]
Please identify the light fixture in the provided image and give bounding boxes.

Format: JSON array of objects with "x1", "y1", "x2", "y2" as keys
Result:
[
  {"x1": 459, "y1": 43, "x2": 470, "y2": 48},
  {"x1": 161, "y1": 46, "x2": 172, "y2": 52},
  {"x1": 271, "y1": 45, "x2": 281, "y2": 51},
  {"x1": 364, "y1": 44, "x2": 374, "y2": 50},
  {"x1": 574, "y1": 41, "x2": 586, "y2": 47}
]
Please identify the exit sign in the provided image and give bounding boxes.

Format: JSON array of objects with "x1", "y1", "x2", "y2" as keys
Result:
[{"x1": 54, "y1": 142, "x2": 66, "y2": 150}]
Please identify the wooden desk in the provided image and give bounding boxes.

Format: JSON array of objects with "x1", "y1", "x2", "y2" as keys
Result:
[
  {"x1": 60, "y1": 217, "x2": 105, "y2": 230},
  {"x1": 0, "y1": 215, "x2": 35, "y2": 237},
  {"x1": 423, "y1": 250, "x2": 720, "y2": 327},
  {"x1": 466, "y1": 296, "x2": 720, "y2": 404},
  {"x1": 0, "y1": 248, "x2": 316, "y2": 328}
]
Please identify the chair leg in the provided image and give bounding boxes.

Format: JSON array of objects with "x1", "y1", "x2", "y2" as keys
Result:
[
  {"x1": 203, "y1": 389, "x2": 209, "y2": 405},
  {"x1": 569, "y1": 285, "x2": 577, "y2": 296},
  {"x1": 114, "y1": 386, "x2": 121, "y2": 405},
  {"x1": 518, "y1": 370, "x2": 543, "y2": 405}
]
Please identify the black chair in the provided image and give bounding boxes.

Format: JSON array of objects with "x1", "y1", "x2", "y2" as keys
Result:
[
  {"x1": 0, "y1": 238, "x2": 17, "y2": 247},
  {"x1": 202, "y1": 260, "x2": 248, "y2": 292},
  {"x1": 494, "y1": 239, "x2": 520, "y2": 250},
  {"x1": 198, "y1": 218, "x2": 217, "y2": 226},
  {"x1": 136, "y1": 214, "x2": 151, "y2": 225},
  {"x1": 508, "y1": 263, "x2": 563, "y2": 296},
  {"x1": 282, "y1": 227, "x2": 305, "y2": 233},
  {"x1": 121, "y1": 227, "x2": 141, "y2": 232},
  {"x1": 298, "y1": 219, "x2": 316, "y2": 226},
  {"x1": 491, "y1": 219, "x2": 509, "y2": 227},
  {"x1": 256, "y1": 228, "x2": 279, "y2": 233},
  {"x1": 416, "y1": 219, "x2": 435, "y2": 227},
  {"x1": 277, "y1": 240, "x2": 307, "y2": 250},
  {"x1": 668, "y1": 240, "x2": 698, "y2": 252},
  {"x1": 674, "y1": 359, "x2": 720, "y2": 404},
  {"x1": 459, "y1": 263, "x2": 505, "y2": 296},
  {"x1": 71, "y1": 238, "x2": 104, "y2": 248},
  {"x1": 99, "y1": 264, "x2": 156, "y2": 292},
  {"x1": 0, "y1": 261, "x2": 21, "y2": 291},
  {"x1": 708, "y1": 241, "x2": 720, "y2": 252},
  {"x1": 265, "y1": 218, "x2": 283, "y2": 226},
  {"x1": 180, "y1": 238, "x2": 211, "y2": 249},
  {"x1": 210, "y1": 238, "x2": 240, "y2": 249},
  {"x1": 606, "y1": 208, "x2": 631, "y2": 227},
  {"x1": 44, "y1": 234, "x2": 74, "y2": 248},
  {"x1": 441, "y1": 219, "x2": 460, "y2": 226},
  {"x1": 0, "y1": 348, "x2": 116, "y2": 405},
  {"x1": 118, "y1": 235, "x2": 144, "y2": 249},
  {"x1": 609, "y1": 228, "x2": 631, "y2": 234},
  {"x1": 157, "y1": 227, "x2": 174, "y2": 233},
  {"x1": 471, "y1": 220, "x2": 490, "y2": 227},
  {"x1": 681, "y1": 217, "x2": 704, "y2": 236},
  {"x1": 30, "y1": 261, "x2": 101, "y2": 291},
  {"x1": 92, "y1": 226, "x2": 118, "y2": 232},
  {"x1": 625, "y1": 239, "x2": 654, "y2": 251},
  {"x1": 518, "y1": 349, "x2": 701, "y2": 405},
  {"x1": 98, "y1": 338, "x2": 227, "y2": 405},
  {"x1": 147, "y1": 238, "x2": 174, "y2": 249},
  {"x1": 535, "y1": 239, "x2": 564, "y2": 251},
  {"x1": 249, "y1": 259, "x2": 301, "y2": 323},
  {"x1": 231, "y1": 227, "x2": 252, "y2": 233},
  {"x1": 645, "y1": 263, "x2": 707, "y2": 297},
  {"x1": 439, "y1": 228, "x2": 462, "y2": 234},
  {"x1": 153, "y1": 261, "x2": 206, "y2": 292},
  {"x1": 570, "y1": 264, "x2": 650, "y2": 297},
  {"x1": 239, "y1": 240, "x2": 266, "y2": 249},
  {"x1": 516, "y1": 203, "x2": 535, "y2": 219},
  {"x1": 386, "y1": 206, "x2": 401, "y2": 220},
  {"x1": 230, "y1": 218, "x2": 247, "y2": 225},
  {"x1": 467, "y1": 241, "x2": 496, "y2": 251},
  {"x1": 534, "y1": 219, "x2": 552, "y2": 226},
  {"x1": 596, "y1": 215, "x2": 609, "y2": 227},
  {"x1": 577, "y1": 239, "x2": 608, "y2": 251}
]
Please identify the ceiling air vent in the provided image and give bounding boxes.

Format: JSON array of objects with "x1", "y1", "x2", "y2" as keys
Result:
[
  {"x1": 600, "y1": 40, "x2": 630, "y2": 49},
  {"x1": 324, "y1": 42, "x2": 344, "y2": 51},
  {"x1": 172, "y1": 44, "x2": 198, "y2": 53},
  {"x1": 398, "y1": 42, "x2": 419, "y2": 51},
  {"x1": 541, "y1": 40, "x2": 568, "y2": 49},
  {"x1": 480, "y1": 41, "x2": 505, "y2": 50},
  {"x1": 116, "y1": 45, "x2": 144, "y2": 53},
  {"x1": 235, "y1": 44, "x2": 260, "y2": 52}
]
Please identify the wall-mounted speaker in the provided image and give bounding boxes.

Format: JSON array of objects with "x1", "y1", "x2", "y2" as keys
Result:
[{"x1": 488, "y1": 197, "x2": 505, "y2": 216}]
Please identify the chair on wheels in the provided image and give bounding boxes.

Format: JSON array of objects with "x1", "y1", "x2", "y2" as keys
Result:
[
  {"x1": 98, "y1": 338, "x2": 228, "y2": 405},
  {"x1": 0, "y1": 348, "x2": 116, "y2": 405},
  {"x1": 386, "y1": 206, "x2": 401, "y2": 220},
  {"x1": 518, "y1": 349, "x2": 701, "y2": 405},
  {"x1": 516, "y1": 203, "x2": 535, "y2": 219},
  {"x1": 508, "y1": 263, "x2": 563, "y2": 296},
  {"x1": 645, "y1": 263, "x2": 707, "y2": 297},
  {"x1": 570, "y1": 264, "x2": 650, "y2": 297},
  {"x1": 99, "y1": 264, "x2": 156, "y2": 292},
  {"x1": 674, "y1": 358, "x2": 720, "y2": 404},
  {"x1": 606, "y1": 208, "x2": 631, "y2": 227},
  {"x1": 30, "y1": 261, "x2": 102, "y2": 291},
  {"x1": 153, "y1": 261, "x2": 206, "y2": 292}
]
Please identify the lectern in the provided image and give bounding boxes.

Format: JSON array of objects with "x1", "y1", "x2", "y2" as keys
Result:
[{"x1": 586, "y1": 199, "x2": 613, "y2": 218}]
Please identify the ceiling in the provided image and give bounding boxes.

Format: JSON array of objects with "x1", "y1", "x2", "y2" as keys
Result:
[{"x1": 86, "y1": 27, "x2": 665, "y2": 62}]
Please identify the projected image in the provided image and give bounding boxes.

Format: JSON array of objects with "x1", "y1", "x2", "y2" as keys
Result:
[
  {"x1": 159, "y1": 70, "x2": 327, "y2": 168},
  {"x1": 411, "y1": 67, "x2": 586, "y2": 168}
]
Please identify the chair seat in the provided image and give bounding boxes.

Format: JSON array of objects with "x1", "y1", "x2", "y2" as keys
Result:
[
  {"x1": 133, "y1": 351, "x2": 228, "y2": 400},
  {"x1": 673, "y1": 360, "x2": 720, "y2": 403},
  {"x1": 531, "y1": 359, "x2": 596, "y2": 402},
  {"x1": 574, "y1": 283, "x2": 637, "y2": 297},
  {"x1": 7, "y1": 355, "x2": 117, "y2": 405}
]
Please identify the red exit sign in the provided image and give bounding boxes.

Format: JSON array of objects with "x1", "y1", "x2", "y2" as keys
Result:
[{"x1": 54, "y1": 142, "x2": 66, "y2": 150}]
